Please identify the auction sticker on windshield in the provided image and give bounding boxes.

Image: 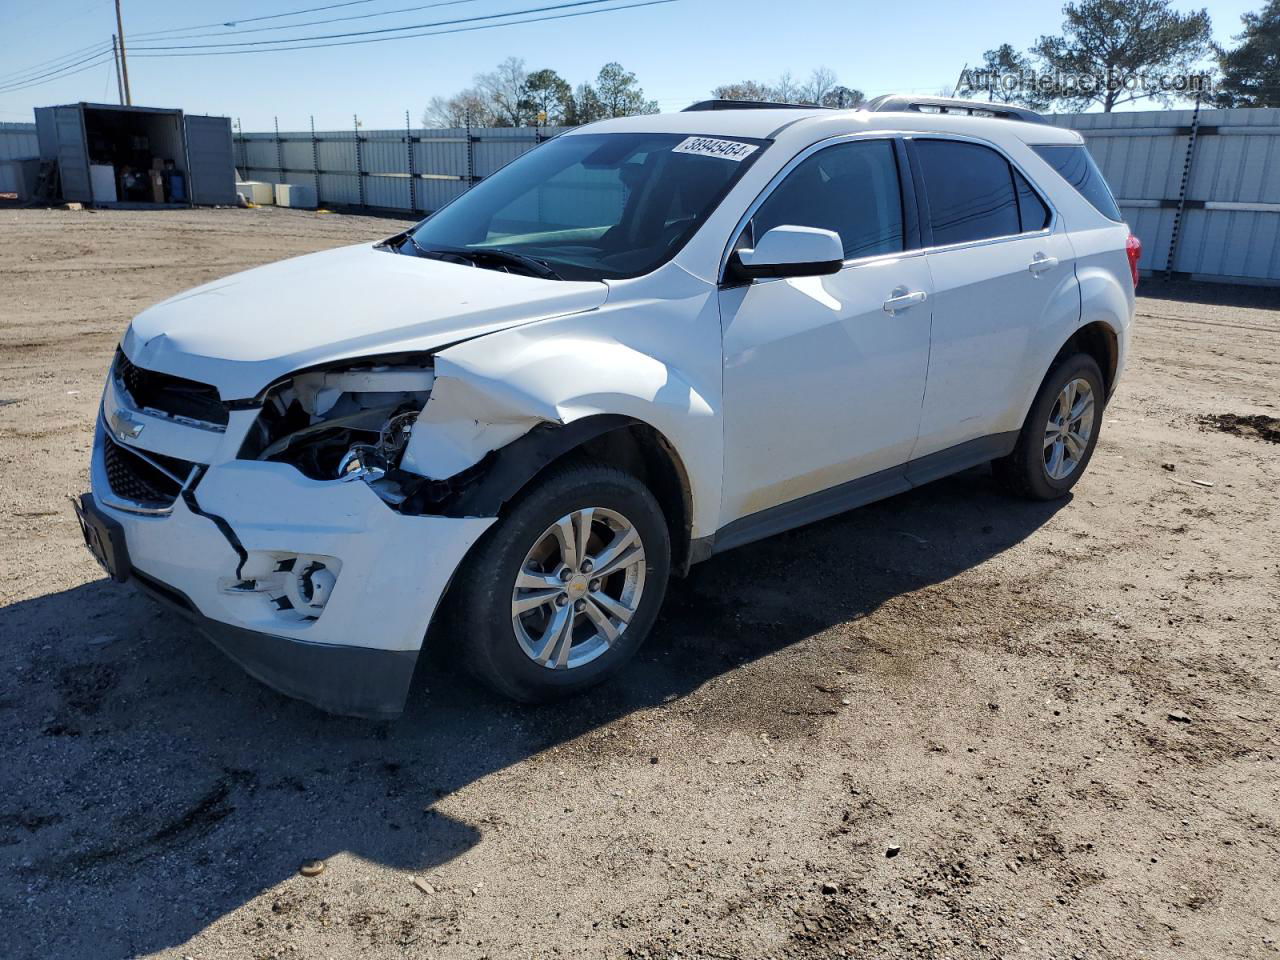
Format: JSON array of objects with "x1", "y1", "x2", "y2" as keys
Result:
[{"x1": 672, "y1": 136, "x2": 760, "y2": 161}]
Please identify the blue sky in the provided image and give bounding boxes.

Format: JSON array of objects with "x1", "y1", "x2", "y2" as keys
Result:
[{"x1": 0, "y1": 0, "x2": 1260, "y2": 130}]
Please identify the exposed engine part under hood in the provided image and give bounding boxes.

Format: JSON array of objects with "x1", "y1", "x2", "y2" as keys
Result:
[{"x1": 121, "y1": 243, "x2": 610, "y2": 401}]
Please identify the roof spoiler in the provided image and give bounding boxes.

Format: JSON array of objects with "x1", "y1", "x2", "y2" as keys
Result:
[
  {"x1": 682, "y1": 99, "x2": 828, "y2": 112},
  {"x1": 863, "y1": 94, "x2": 1047, "y2": 125}
]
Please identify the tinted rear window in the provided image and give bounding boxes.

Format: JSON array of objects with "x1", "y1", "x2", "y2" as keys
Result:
[
  {"x1": 1032, "y1": 144, "x2": 1122, "y2": 221},
  {"x1": 915, "y1": 140, "x2": 1021, "y2": 246}
]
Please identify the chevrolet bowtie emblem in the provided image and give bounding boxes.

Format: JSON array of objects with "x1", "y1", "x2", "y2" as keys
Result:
[{"x1": 110, "y1": 409, "x2": 144, "y2": 441}]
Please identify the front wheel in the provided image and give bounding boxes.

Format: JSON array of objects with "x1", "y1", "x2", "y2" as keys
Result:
[
  {"x1": 453, "y1": 461, "x2": 671, "y2": 703},
  {"x1": 993, "y1": 352, "x2": 1105, "y2": 500}
]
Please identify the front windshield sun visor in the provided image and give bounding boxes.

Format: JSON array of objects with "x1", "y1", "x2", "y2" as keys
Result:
[{"x1": 392, "y1": 132, "x2": 769, "y2": 283}]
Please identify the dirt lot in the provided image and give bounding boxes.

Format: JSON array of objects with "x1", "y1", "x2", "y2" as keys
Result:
[{"x1": 1, "y1": 206, "x2": 1277, "y2": 960}]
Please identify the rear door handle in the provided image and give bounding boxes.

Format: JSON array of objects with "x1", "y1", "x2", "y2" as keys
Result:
[
  {"x1": 882, "y1": 289, "x2": 927, "y2": 314},
  {"x1": 1028, "y1": 253, "x2": 1059, "y2": 275}
]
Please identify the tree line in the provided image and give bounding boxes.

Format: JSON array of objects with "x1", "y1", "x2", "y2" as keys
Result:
[
  {"x1": 710, "y1": 67, "x2": 864, "y2": 109},
  {"x1": 423, "y1": 57, "x2": 657, "y2": 127},
  {"x1": 958, "y1": 0, "x2": 1279, "y2": 111},
  {"x1": 423, "y1": 60, "x2": 866, "y2": 129}
]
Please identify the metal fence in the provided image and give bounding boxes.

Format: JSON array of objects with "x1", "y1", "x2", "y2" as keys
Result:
[
  {"x1": 1051, "y1": 106, "x2": 1280, "y2": 285},
  {"x1": 4, "y1": 108, "x2": 1278, "y2": 285},
  {"x1": 233, "y1": 118, "x2": 568, "y2": 215}
]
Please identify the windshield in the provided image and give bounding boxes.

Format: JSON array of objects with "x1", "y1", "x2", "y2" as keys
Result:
[{"x1": 404, "y1": 132, "x2": 768, "y2": 281}]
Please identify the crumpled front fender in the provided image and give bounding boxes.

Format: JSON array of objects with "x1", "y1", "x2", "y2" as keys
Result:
[
  {"x1": 395, "y1": 264, "x2": 724, "y2": 538},
  {"x1": 401, "y1": 337, "x2": 714, "y2": 481}
]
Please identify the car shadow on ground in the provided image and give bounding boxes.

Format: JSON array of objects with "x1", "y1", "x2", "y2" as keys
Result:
[{"x1": 3, "y1": 466, "x2": 1066, "y2": 957}]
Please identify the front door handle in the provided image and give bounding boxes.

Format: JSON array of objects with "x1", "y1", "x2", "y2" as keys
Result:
[
  {"x1": 1028, "y1": 253, "x2": 1059, "y2": 275},
  {"x1": 883, "y1": 289, "x2": 927, "y2": 314}
]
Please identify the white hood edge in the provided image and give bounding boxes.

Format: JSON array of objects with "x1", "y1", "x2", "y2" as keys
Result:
[{"x1": 120, "y1": 243, "x2": 610, "y2": 400}]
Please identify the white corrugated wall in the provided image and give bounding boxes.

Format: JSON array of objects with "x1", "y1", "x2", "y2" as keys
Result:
[
  {"x1": 1051, "y1": 107, "x2": 1280, "y2": 285},
  {"x1": 0, "y1": 122, "x2": 39, "y2": 194},
  {"x1": 233, "y1": 125, "x2": 568, "y2": 215}
]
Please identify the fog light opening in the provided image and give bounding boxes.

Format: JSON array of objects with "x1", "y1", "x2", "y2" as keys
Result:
[
  {"x1": 299, "y1": 561, "x2": 336, "y2": 609},
  {"x1": 282, "y1": 557, "x2": 337, "y2": 615},
  {"x1": 218, "y1": 552, "x2": 341, "y2": 622}
]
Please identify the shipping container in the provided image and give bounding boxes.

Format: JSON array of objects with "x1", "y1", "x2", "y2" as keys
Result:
[{"x1": 32, "y1": 102, "x2": 236, "y2": 207}]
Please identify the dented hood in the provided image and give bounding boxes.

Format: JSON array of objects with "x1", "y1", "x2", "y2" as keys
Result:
[{"x1": 121, "y1": 243, "x2": 609, "y2": 399}]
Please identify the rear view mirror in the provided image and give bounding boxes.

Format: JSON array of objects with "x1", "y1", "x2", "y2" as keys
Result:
[{"x1": 730, "y1": 225, "x2": 844, "y2": 281}]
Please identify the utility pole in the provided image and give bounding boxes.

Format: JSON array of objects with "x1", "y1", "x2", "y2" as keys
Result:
[
  {"x1": 111, "y1": 35, "x2": 124, "y2": 105},
  {"x1": 114, "y1": 0, "x2": 132, "y2": 105}
]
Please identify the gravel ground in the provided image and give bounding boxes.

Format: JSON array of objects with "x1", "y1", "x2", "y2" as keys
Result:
[{"x1": 1, "y1": 206, "x2": 1277, "y2": 960}]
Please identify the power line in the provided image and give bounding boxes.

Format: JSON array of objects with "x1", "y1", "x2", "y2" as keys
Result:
[
  {"x1": 0, "y1": 49, "x2": 116, "y2": 93},
  {"x1": 130, "y1": 0, "x2": 676, "y2": 57},
  {"x1": 132, "y1": 0, "x2": 490, "y2": 42},
  {"x1": 0, "y1": 39, "x2": 112, "y2": 84},
  {"x1": 0, "y1": 52, "x2": 117, "y2": 95},
  {"x1": 130, "y1": 0, "x2": 404, "y2": 37},
  {"x1": 129, "y1": 0, "x2": 647, "y2": 51}
]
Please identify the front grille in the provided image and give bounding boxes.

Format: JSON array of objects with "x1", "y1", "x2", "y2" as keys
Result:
[
  {"x1": 115, "y1": 351, "x2": 228, "y2": 427},
  {"x1": 103, "y1": 435, "x2": 197, "y2": 508}
]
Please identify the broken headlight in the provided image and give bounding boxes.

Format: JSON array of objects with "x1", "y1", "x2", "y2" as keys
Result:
[{"x1": 239, "y1": 360, "x2": 434, "y2": 490}]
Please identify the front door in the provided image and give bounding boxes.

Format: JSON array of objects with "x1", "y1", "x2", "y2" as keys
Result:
[{"x1": 717, "y1": 138, "x2": 933, "y2": 540}]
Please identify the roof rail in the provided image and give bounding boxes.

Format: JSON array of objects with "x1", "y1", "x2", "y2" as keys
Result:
[
  {"x1": 863, "y1": 94, "x2": 1047, "y2": 125},
  {"x1": 682, "y1": 99, "x2": 827, "y2": 112}
]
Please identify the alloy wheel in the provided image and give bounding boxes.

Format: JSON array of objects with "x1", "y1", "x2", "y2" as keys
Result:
[
  {"x1": 1043, "y1": 377, "x2": 1096, "y2": 481},
  {"x1": 511, "y1": 507, "x2": 647, "y2": 670}
]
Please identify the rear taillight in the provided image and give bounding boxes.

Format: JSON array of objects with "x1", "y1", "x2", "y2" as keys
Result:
[{"x1": 1126, "y1": 233, "x2": 1142, "y2": 289}]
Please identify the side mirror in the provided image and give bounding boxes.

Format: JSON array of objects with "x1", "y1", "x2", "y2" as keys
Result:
[{"x1": 730, "y1": 225, "x2": 844, "y2": 281}]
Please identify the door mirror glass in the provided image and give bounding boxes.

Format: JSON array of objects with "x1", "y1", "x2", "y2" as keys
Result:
[{"x1": 732, "y1": 225, "x2": 844, "y2": 280}]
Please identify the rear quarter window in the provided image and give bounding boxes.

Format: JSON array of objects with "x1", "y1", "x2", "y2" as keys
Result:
[{"x1": 1032, "y1": 144, "x2": 1122, "y2": 222}]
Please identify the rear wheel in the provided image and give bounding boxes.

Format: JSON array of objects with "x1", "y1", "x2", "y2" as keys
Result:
[
  {"x1": 453, "y1": 461, "x2": 671, "y2": 703},
  {"x1": 994, "y1": 353, "x2": 1104, "y2": 500}
]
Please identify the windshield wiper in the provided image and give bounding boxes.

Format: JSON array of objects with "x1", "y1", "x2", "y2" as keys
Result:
[
  {"x1": 470, "y1": 248, "x2": 564, "y2": 281},
  {"x1": 405, "y1": 242, "x2": 564, "y2": 281}
]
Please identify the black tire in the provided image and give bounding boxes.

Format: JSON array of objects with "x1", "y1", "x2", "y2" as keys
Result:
[
  {"x1": 452, "y1": 460, "x2": 671, "y2": 703},
  {"x1": 993, "y1": 352, "x2": 1105, "y2": 500}
]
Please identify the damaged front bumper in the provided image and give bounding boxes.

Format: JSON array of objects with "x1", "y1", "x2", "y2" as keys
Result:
[{"x1": 81, "y1": 416, "x2": 494, "y2": 718}]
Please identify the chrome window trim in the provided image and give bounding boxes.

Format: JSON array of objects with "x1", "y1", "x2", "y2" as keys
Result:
[
  {"x1": 904, "y1": 132, "x2": 1061, "y2": 254},
  {"x1": 717, "y1": 131, "x2": 920, "y2": 284}
]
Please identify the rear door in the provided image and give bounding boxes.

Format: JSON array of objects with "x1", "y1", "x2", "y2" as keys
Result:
[
  {"x1": 183, "y1": 115, "x2": 236, "y2": 206},
  {"x1": 908, "y1": 136, "x2": 1078, "y2": 459}
]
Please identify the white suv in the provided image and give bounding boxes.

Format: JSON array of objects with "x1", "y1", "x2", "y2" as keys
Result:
[{"x1": 75, "y1": 96, "x2": 1139, "y2": 717}]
